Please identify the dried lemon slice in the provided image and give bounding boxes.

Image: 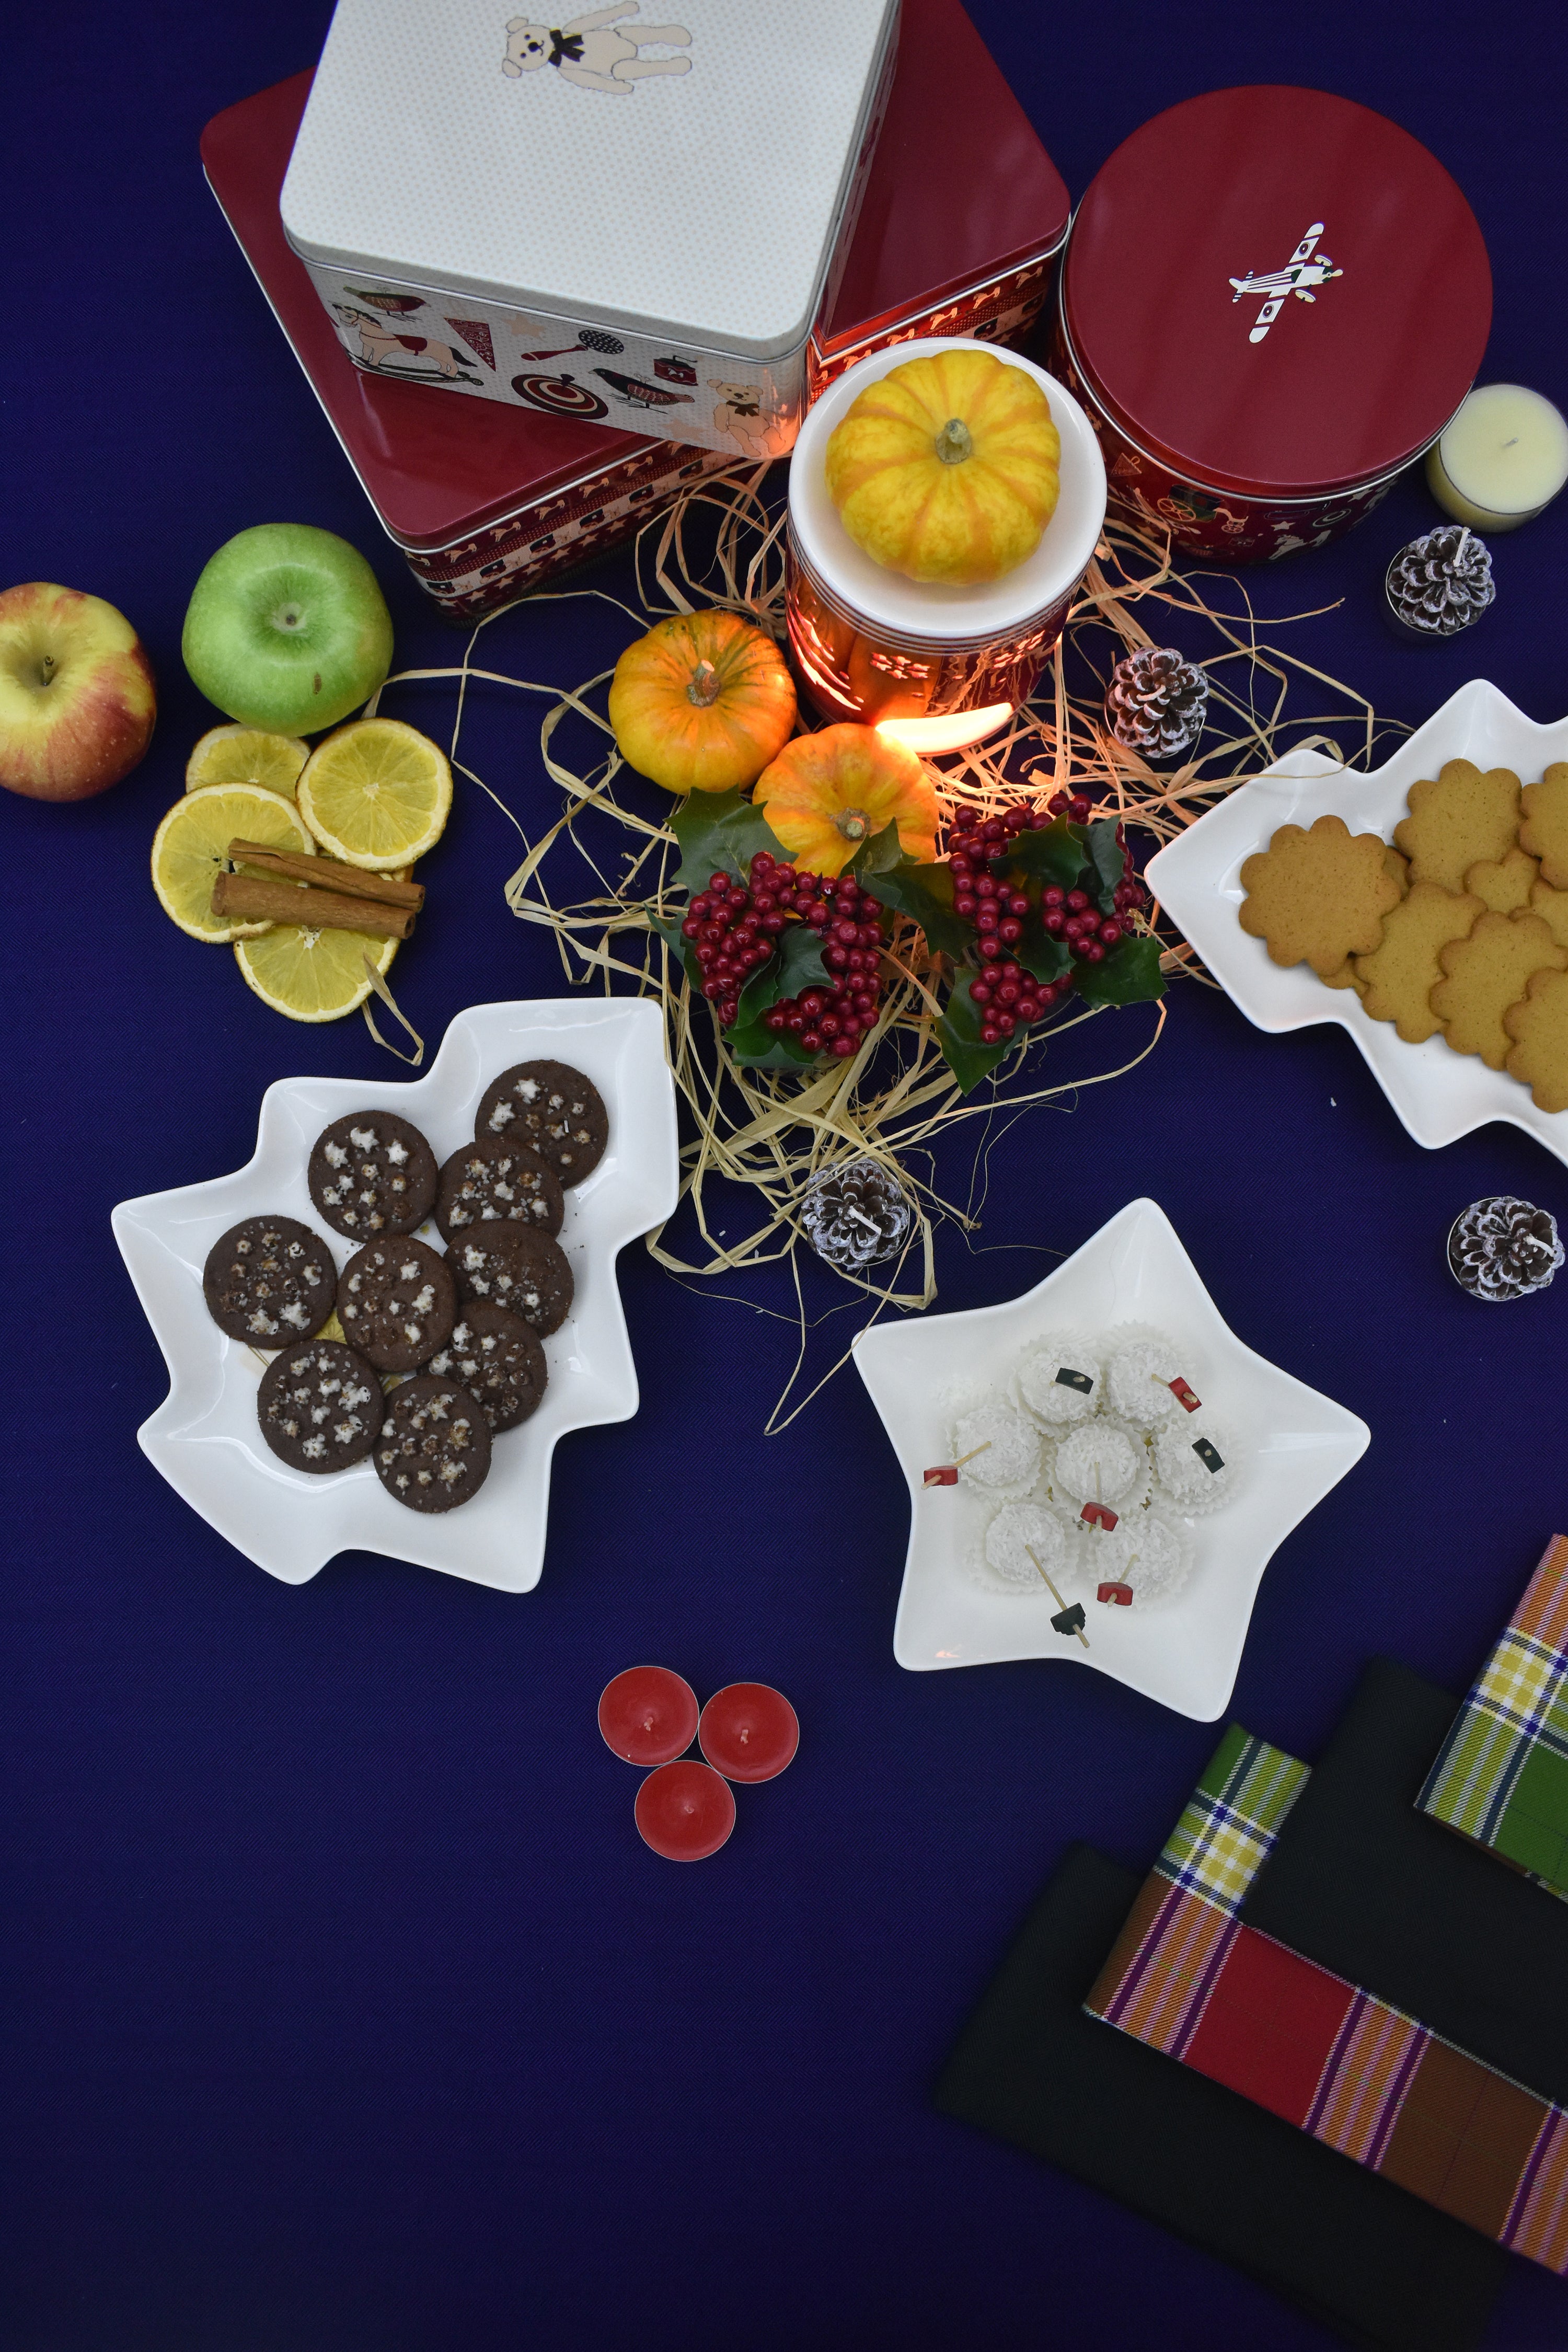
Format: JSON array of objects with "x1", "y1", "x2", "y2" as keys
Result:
[
  {"x1": 185, "y1": 724, "x2": 310, "y2": 797},
  {"x1": 296, "y1": 717, "x2": 452, "y2": 869},
  {"x1": 234, "y1": 923, "x2": 399, "y2": 1023},
  {"x1": 151, "y1": 783, "x2": 315, "y2": 942}
]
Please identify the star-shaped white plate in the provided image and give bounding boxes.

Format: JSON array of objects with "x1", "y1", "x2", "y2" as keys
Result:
[
  {"x1": 853, "y1": 1198, "x2": 1368, "y2": 1719},
  {"x1": 1146, "y1": 678, "x2": 1568, "y2": 1165},
  {"x1": 111, "y1": 998, "x2": 678, "y2": 1591}
]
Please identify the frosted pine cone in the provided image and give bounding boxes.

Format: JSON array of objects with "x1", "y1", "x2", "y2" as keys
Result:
[
  {"x1": 799, "y1": 1158, "x2": 916, "y2": 1270},
  {"x1": 1386, "y1": 524, "x2": 1495, "y2": 640},
  {"x1": 1447, "y1": 1196, "x2": 1562, "y2": 1302},
  {"x1": 1105, "y1": 647, "x2": 1209, "y2": 760}
]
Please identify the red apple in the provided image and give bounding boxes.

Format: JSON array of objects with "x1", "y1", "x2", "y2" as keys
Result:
[{"x1": 0, "y1": 582, "x2": 157, "y2": 801}]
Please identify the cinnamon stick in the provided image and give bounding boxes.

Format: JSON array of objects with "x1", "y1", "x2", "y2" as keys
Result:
[
  {"x1": 211, "y1": 871, "x2": 416, "y2": 940},
  {"x1": 226, "y1": 840, "x2": 423, "y2": 909}
]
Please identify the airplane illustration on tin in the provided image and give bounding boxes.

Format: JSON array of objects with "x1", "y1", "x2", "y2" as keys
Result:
[{"x1": 1229, "y1": 223, "x2": 1342, "y2": 343}]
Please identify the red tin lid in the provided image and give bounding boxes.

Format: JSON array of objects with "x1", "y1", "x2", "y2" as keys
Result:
[
  {"x1": 1062, "y1": 86, "x2": 1492, "y2": 500},
  {"x1": 201, "y1": 73, "x2": 658, "y2": 551},
  {"x1": 818, "y1": 0, "x2": 1069, "y2": 356}
]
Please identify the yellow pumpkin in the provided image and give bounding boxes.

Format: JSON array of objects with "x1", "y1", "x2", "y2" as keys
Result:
[
  {"x1": 753, "y1": 725, "x2": 939, "y2": 878},
  {"x1": 608, "y1": 610, "x2": 797, "y2": 794},
  {"x1": 824, "y1": 350, "x2": 1061, "y2": 585}
]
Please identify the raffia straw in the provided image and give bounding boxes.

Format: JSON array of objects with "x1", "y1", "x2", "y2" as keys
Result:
[{"x1": 360, "y1": 474, "x2": 1399, "y2": 1409}]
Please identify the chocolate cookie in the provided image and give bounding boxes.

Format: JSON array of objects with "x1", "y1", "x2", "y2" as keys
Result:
[
  {"x1": 307, "y1": 1111, "x2": 437, "y2": 1239},
  {"x1": 374, "y1": 1375, "x2": 492, "y2": 1513},
  {"x1": 446, "y1": 1225, "x2": 574, "y2": 1335},
  {"x1": 476, "y1": 1060, "x2": 607, "y2": 1184},
  {"x1": 337, "y1": 1237, "x2": 455, "y2": 1373},
  {"x1": 257, "y1": 1338, "x2": 383, "y2": 1472},
  {"x1": 429, "y1": 1304, "x2": 547, "y2": 1433},
  {"x1": 203, "y1": 1216, "x2": 335, "y2": 1344},
  {"x1": 435, "y1": 1135, "x2": 563, "y2": 1242}
]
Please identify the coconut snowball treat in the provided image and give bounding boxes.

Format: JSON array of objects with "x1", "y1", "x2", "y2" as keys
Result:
[
  {"x1": 1052, "y1": 1418, "x2": 1151, "y2": 1519},
  {"x1": 1122, "y1": 1513, "x2": 1192, "y2": 1607},
  {"x1": 1153, "y1": 1417, "x2": 1240, "y2": 1515},
  {"x1": 824, "y1": 348, "x2": 1061, "y2": 583},
  {"x1": 950, "y1": 1400, "x2": 1041, "y2": 1497},
  {"x1": 1017, "y1": 1332, "x2": 1103, "y2": 1428},
  {"x1": 1103, "y1": 1330, "x2": 1201, "y2": 1429},
  {"x1": 982, "y1": 1501, "x2": 1070, "y2": 1594}
]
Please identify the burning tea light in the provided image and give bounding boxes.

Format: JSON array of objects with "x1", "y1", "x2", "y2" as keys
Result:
[
  {"x1": 1427, "y1": 386, "x2": 1568, "y2": 531},
  {"x1": 698, "y1": 1684, "x2": 800, "y2": 1784},
  {"x1": 598, "y1": 1665, "x2": 699, "y2": 1767},
  {"x1": 635, "y1": 1759, "x2": 737, "y2": 1862}
]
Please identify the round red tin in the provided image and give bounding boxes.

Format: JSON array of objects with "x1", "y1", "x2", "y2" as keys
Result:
[{"x1": 1057, "y1": 86, "x2": 1492, "y2": 562}]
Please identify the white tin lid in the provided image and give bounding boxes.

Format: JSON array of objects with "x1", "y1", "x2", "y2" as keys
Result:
[
  {"x1": 789, "y1": 339, "x2": 1108, "y2": 644},
  {"x1": 281, "y1": 0, "x2": 899, "y2": 362}
]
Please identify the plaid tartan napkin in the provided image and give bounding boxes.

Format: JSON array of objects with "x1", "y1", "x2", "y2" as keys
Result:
[
  {"x1": 1086, "y1": 1723, "x2": 1568, "y2": 2274},
  {"x1": 1419, "y1": 1535, "x2": 1568, "y2": 1900}
]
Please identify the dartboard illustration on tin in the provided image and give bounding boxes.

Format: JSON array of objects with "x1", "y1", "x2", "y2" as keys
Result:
[
  {"x1": 509, "y1": 371, "x2": 612, "y2": 419},
  {"x1": 502, "y1": 4, "x2": 692, "y2": 94},
  {"x1": 333, "y1": 303, "x2": 485, "y2": 386}
]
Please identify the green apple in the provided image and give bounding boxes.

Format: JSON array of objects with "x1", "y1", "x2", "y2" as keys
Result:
[
  {"x1": 0, "y1": 582, "x2": 157, "y2": 801},
  {"x1": 182, "y1": 523, "x2": 394, "y2": 734}
]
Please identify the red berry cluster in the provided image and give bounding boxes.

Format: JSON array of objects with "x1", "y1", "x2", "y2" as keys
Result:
[
  {"x1": 679, "y1": 851, "x2": 884, "y2": 1057},
  {"x1": 1035, "y1": 787, "x2": 1149, "y2": 963}
]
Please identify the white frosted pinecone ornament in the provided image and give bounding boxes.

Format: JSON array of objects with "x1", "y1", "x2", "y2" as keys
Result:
[
  {"x1": 1384, "y1": 524, "x2": 1495, "y2": 641},
  {"x1": 1105, "y1": 647, "x2": 1209, "y2": 762},
  {"x1": 799, "y1": 1157, "x2": 916, "y2": 1271}
]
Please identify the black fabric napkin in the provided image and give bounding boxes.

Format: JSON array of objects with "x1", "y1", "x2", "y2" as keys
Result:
[
  {"x1": 935, "y1": 1842, "x2": 1505, "y2": 2352},
  {"x1": 1243, "y1": 1657, "x2": 1568, "y2": 2104}
]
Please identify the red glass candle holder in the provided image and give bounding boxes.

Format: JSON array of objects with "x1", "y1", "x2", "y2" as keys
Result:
[
  {"x1": 786, "y1": 338, "x2": 1106, "y2": 748},
  {"x1": 635, "y1": 1760, "x2": 737, "y2": 1862},
  {"x1": 598, "y1": 1665, "x2": 699, "y2": 1768},
  {"x1": 698, "y1": 1684, "x2": 800, "y2": 1784}
]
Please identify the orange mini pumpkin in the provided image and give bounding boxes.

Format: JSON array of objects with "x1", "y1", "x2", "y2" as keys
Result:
[
  {"x1": 753, "y1": 725, "x2": 939, "y2": 878},
  {"x1": 609, "y1": 610, "x2": 797, "y2": 794}
]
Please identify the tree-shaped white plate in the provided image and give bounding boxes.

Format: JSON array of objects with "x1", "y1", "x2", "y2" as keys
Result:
[
  {"x1": 1146, "y1": 679, "x2": 1568, "y2": 1164},
  {"x1": 854, "y1": 1198, "x2": 1368, "y2": 1719},
  {"x1": 111, "y1": 999, "x2": 678, "y2": 1590}
]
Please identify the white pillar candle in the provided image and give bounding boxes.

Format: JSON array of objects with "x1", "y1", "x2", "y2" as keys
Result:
[{"x1": 1426, "y1": 384, "x2": 1568, "y2": 531}]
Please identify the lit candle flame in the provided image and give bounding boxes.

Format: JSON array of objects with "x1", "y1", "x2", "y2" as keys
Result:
[{"x1": 875, "y1": 704, "x2": 1014, "y2": 755}]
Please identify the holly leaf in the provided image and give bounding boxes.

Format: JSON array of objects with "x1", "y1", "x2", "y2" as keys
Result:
[
  {"x1": 936, "y1": 973, "x2": 1012, "y2": 1095},
  {"x1": 1017, "y1": 926, "x2": 1072, "y2": 985},
  {"x1": 1072, "y1": 933, "x2": 1166, "y2": 1007},
  {"x1": 860, "y1": 858, "x2": 972, "y2": 959},
  {"x1": 853, "y1": 817, "x2": 905, "y2": 875},
  {"x1": 1083, "y1": 816, "x2": 1126, "y2": 915},
  {"x1": 1005, "y1": 816, "x2": 1091, "y2": 893},
  {"x1": 669, "y1": 788, "x2": 790, "y2": 893},
  {"x1": 725, "y1": 1021, "x2": 818, "y2": 1071},
  {"x1": 733, "y1": 920, "x2": 833, "y2": 1029}
]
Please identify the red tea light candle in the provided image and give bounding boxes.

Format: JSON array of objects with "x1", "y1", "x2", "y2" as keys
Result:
[
  {"x1": 635, "y1": 1760, "x2": 736, "y2": 1862},
  {"x1": 698, "y1": 1683, "x2": 800, "y2": 1784},
  {"x1": 598, "y1": 1665, "x2": 699, "y2": 1767}
]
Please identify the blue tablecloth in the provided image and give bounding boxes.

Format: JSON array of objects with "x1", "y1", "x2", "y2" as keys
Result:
[{"x1": 6, "y1": 6, "x2": 1568, "y2": 2346}]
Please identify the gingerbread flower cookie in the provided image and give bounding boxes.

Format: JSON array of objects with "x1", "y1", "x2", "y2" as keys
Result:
[
  {"x1": 1353, "y1": 880, "x2": 1483, "y2": 1044},
  {"x1": 1393, "y1": 759, "x2": 1521, "y2": 893},
  {"x1": 1238, "y1": 815, "x2": 1403, "y2": 978},
  {"x1": 1430, "y1": 910, "x2": 1568, "y2": 1069},
  {"x1": 1504, "y1": 966, "x2": 1568, "y2": 1111},
  {"x1": 1464, "y1": 846, "x2": 1540, "y2": 915},
  {"x1": 1519, "y1": 764, "x2": 1568, "y2": 890}
]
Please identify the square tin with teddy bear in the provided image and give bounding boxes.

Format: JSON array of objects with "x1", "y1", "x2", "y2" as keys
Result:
[{"x1": 281, "y1": 0, "x2": 900, "y2": 457}]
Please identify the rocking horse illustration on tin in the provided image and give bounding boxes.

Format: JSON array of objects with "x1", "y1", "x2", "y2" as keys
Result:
[
  {"x1": 1229, "y1": 224, "x2": 1343, "y2": 344},
  {"x1": 332, "y1": 300, "x2": 485, "y2": 385},
  {"x1": 502, "y1": 5, "x2": 692, "y2": 94}
]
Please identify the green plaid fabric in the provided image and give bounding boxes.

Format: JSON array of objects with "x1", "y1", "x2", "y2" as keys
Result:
[
  {"x1": 1153, "y1": 1723, "x2": 1311, "y2": 1917},
  {"x1": 1419, "y1": 1536, "x2": 1568, "y2": 1901}
]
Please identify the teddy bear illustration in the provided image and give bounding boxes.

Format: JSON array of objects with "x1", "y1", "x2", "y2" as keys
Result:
[
  {"x1": 502, "y1": 5, "x2": 691, "y2": 94},
  {"x1": 708, "y1": 381, "x2": 789, "y2": 459}
]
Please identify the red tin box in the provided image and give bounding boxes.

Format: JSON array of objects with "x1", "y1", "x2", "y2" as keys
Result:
[
  {"x1": 1055, "y1": 86, "x2": 1492, "y2": 563},
  {"x1": 201, "y1": 0, "x2": 1068, "y2": 622}
]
